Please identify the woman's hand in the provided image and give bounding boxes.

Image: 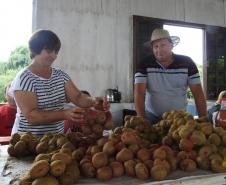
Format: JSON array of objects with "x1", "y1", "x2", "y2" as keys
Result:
[
  {"x1": 64, "y1": 107, "x2": 86, "y2": 123},
  {"x1": 93, "y1": 97, "x2": 110, "y2": 111}
]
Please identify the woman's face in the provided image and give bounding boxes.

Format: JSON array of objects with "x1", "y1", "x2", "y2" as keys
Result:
[
  {"x1": 152, "y1": 39, "x2": 173, "y2": 62},
  {"x1": 38, "y1": 49, "x2": 58, "y2": 66}
]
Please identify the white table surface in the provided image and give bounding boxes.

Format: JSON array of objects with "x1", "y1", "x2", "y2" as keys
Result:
[{"x1": 1, "y1": 145, "x2": 226, "y2": 185}]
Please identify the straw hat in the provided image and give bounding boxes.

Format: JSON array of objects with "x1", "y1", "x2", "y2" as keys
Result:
[{"x1": 144, "y1": 28, "x2": 180, "y2": 47}]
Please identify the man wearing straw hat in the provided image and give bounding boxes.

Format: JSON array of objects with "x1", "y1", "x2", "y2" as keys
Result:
[{"x1": 134, "y1": 28, "x2": 207, "y2": 124}]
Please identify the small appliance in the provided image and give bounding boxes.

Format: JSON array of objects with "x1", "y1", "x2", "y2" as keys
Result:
[{"x1": 105, "y1": 88, "x2": 121, "y2": 103}]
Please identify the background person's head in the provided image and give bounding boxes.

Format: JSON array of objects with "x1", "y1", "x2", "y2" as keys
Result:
[
  {"x1": 216, "y1": 90, "x2": 226, "y2": 104},
  {"x1": 28, "y1": 29, "x2": 61, "y2": 59},
  {"x1": 146, "y1": 29, "x2": 180, "y2": 62}
]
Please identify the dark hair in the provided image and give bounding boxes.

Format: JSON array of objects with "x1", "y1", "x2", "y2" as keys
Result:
[
  {"x1": 216, "y1": 90, "x2": 226, "y2": 104},
  {"x1": 28, "y1": 29, "x2": 61, "y2": 59}
]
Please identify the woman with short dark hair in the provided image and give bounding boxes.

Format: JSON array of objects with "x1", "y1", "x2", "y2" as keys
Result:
[{"x1": 9, "y1": 29, "x2": 109, "y2": 136}]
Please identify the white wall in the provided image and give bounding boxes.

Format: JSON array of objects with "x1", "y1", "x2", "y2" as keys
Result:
[{"x1": 32, "y1": 0, "x2": 226, "y2": 102}]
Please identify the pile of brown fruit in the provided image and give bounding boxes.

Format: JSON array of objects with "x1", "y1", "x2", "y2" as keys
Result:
[
  {"x1": 7, "y1": 110, "x2": 226, "y2": 185},
  {"x1": 7, "y1": 132, "x2": 39, "y2": 157},
  {"x1": 20, "y1": 152, "x2": 79, "y2": 185},
  {"x1": 156, "y1": 110, "x2": 226, "y2": 173},
  {"x1": 79, "y1": 109, "x2": 113, "y2": 138}
]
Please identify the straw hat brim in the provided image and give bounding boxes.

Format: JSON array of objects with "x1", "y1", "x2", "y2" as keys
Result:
[{"x1": 143, "y1": 36, "x2": 180, "y2": 48}]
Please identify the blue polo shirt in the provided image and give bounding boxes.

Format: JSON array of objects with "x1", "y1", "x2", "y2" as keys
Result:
[{"x1": 134, "y1": 54, "x2": 201, "y2": 116}]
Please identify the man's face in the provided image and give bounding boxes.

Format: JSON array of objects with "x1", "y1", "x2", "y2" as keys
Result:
[{"x1": 152, "y1": 39, "x2": 173, "y2": 62}]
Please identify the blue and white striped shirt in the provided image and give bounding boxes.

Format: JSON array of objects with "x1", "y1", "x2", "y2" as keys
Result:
[
  {"x1": 135, "y1": 54, "x2": 201, "y2": 116},
  {"x1": 10, "y1": 67, "x2": 70, "y2": 136}
]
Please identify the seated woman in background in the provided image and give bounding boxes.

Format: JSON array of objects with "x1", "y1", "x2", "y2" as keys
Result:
[
  {"x1": 9, "y1": 29, "x2": 109, "y2": 137},
  {"x1": 208, "y1": 90, "x2": 226, "y2": 123},
  {"x1": 0, "y1": 83, "x2": 17, "y2": 136}
]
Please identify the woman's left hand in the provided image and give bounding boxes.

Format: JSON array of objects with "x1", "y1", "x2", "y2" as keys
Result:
[{"x1": 93, "y1": 97, "x2": 110, "y2": 111}]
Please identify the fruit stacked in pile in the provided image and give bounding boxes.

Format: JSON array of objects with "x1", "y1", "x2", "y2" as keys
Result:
[
  {"x1": 7, "y1": 110, "x2": 226, "y2": 184},
  {"x1": 79, "y1": 109, "x2": 113, "y2": 138},
  {"x1": 20, "y1": 152, "x2": 79, "y2": 185}
]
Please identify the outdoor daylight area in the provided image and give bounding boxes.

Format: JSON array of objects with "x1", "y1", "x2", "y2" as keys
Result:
[
  {"x1": 164, "y1": 25, "x2": 204, "y2": 66},
  {"x1": 0, "y1": 0, "x2": 32, "y2": 102}
]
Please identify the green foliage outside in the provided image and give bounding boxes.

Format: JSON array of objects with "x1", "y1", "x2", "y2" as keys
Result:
[
  {"x1": 207, "y1": 58, "x2": 225, "y2": 99},
  {"x1": 0, "y1": 46, "x2": 31, "y2": 102}
]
